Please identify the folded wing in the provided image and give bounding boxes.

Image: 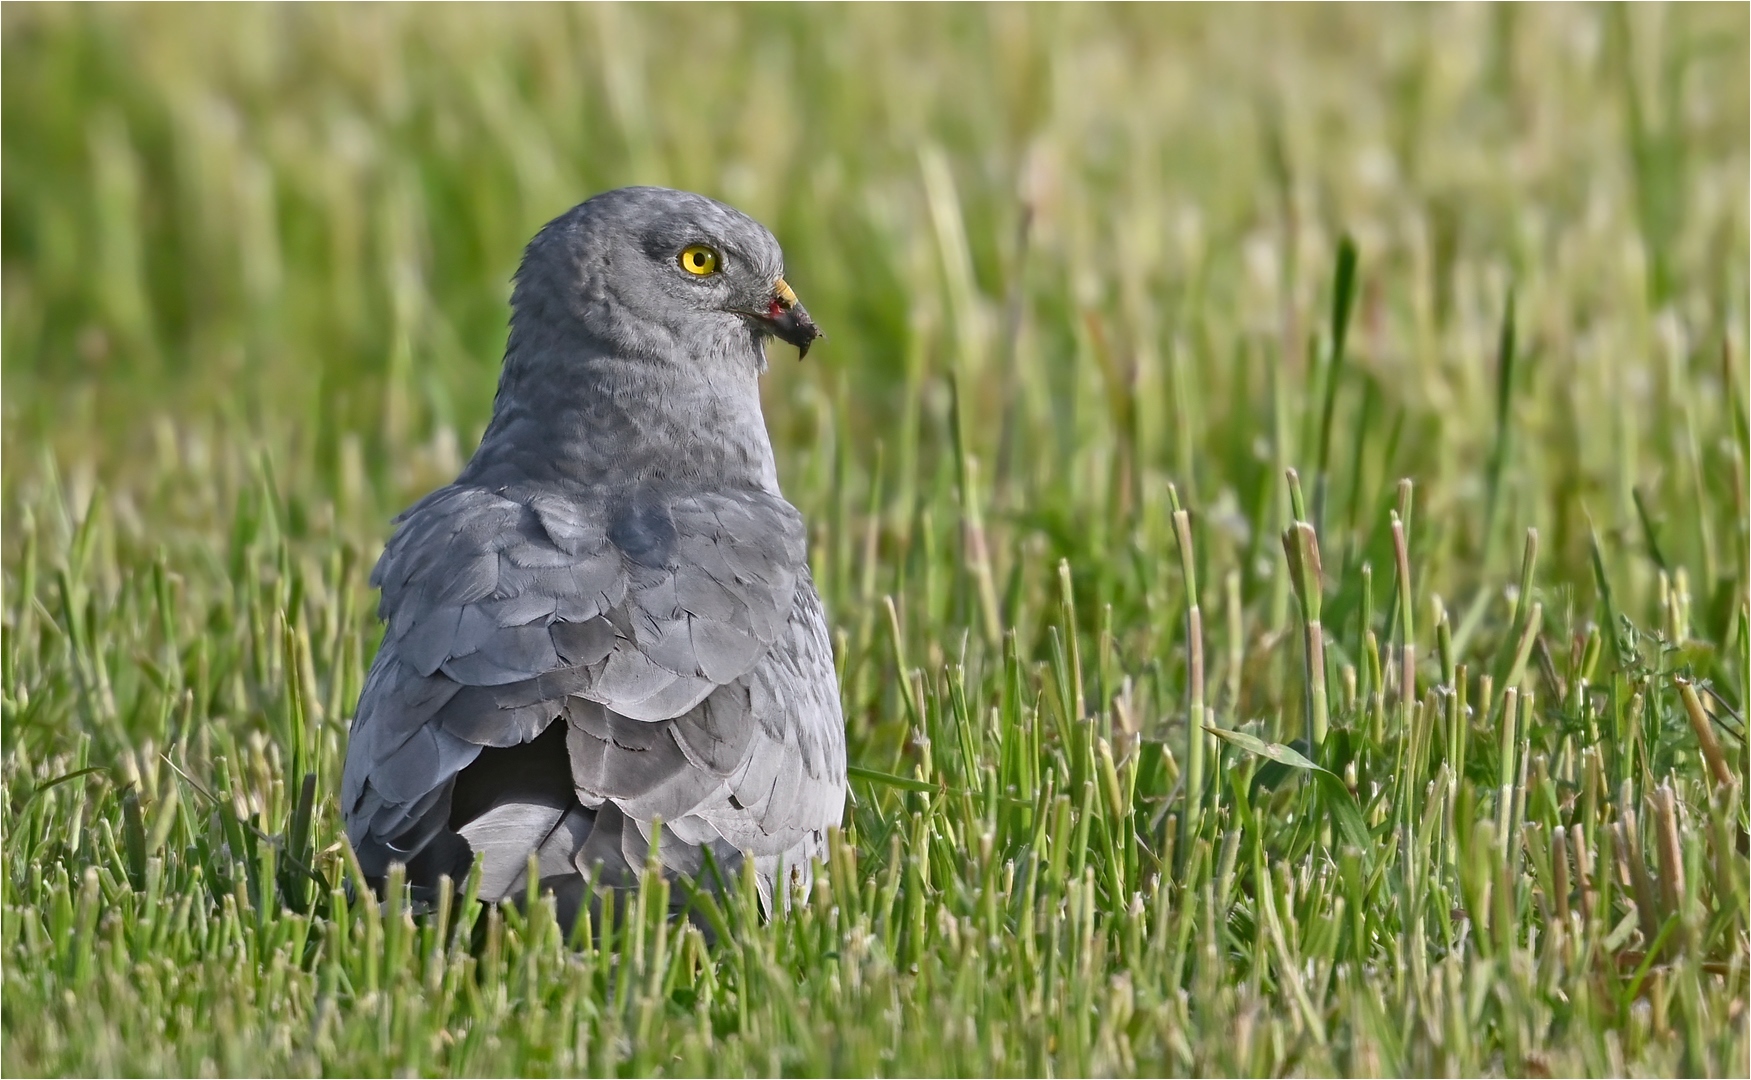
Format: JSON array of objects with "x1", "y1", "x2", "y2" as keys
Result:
[{"x1": 340, "y1": 482, "x2": 845, "y2": 908}]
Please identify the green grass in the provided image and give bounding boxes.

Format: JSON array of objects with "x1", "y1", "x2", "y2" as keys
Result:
[{"x1": 3, "y1": 4, "x2": 1748, "y2": 1075}]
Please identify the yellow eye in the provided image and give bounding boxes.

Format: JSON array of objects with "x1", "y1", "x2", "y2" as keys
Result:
[{"x1": 678, "y1": 245, "x2": 720, "y2": 276}]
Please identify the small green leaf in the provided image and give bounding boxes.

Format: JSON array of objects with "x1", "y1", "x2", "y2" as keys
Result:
[
  {"x1": 847, "y1": 764, "x2": 941, "y2": 795},
  {"x1": 1207, "y1": 726, "x2": 1321, "y2": 771},
  {"x1": 1206, "y1": 726, "x2": 1372, "y2": 851}
]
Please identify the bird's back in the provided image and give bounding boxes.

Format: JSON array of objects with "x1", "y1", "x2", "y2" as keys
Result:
[{"x1": 341, "y1": 477, "x2": 846, "y2": 925}]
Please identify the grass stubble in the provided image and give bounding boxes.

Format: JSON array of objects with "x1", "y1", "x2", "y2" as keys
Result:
[{"x1": 2, "y1": 4, "x2": 1748, "y2": 1076}]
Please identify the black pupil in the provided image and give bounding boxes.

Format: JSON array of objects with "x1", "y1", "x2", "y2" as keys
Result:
[{"x1": 691, "y1": 251, "x2": 706, "y2": 268}]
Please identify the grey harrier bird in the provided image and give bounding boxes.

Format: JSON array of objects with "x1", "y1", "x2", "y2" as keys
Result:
[{"x1": 340, "y1": 187, "x2": 846, "y2": 927}]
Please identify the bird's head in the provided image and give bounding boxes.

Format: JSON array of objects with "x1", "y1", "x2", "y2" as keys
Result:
[{"x1": 511, "y1": 186, "x2": 822, "y2": 366}]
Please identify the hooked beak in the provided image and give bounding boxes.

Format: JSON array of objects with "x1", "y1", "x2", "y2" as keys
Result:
[{"x1": 755, "y1": 277, "x2": 823, "y2": 359}]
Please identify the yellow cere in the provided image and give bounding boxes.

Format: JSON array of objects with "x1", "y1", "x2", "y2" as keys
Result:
[{"x1": 678, "y1": 245, "x2": 720, "y2": 276}]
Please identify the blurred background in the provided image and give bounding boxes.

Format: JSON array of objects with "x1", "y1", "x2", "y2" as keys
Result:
[{"x1": 8, "y1": 5, "x2": 1744, "y2": 558}]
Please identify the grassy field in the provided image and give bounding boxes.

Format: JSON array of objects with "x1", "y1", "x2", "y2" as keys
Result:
[{"x1": 3, "y1": 4, "x2": 1748, "y2": 1075}]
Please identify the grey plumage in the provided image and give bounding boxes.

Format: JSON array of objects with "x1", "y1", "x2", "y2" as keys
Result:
[{"x1": 341, "y1": 187, "x2": 843, "y2": 925}]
